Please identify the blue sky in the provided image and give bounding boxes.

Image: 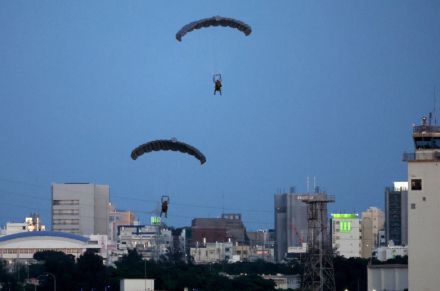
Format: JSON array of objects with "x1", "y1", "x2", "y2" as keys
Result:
[{"x1": 1, "y1": 1, "x2": 439, "y2": 230}]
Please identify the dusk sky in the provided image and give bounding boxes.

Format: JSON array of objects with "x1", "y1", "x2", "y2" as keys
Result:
[{"x1": 1, "y1": 1, "x2": 439, "y2": 230}]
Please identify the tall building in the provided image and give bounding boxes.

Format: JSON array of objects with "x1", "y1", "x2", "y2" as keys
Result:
[
  {"x1": 385, "y1": 182, "x2": 408, "y2": 246},
  {"x1": 51, "y1": 183, "x2": 109, "y2": 236},
  {"x1": 274, "y1": 190, "x2": 309, "y2": 262},
  {"x1": 403, "y1": 116, "x2": 440, "y2": 290},
  {"x1": 361, "y1": 207, "x2": 384, "y2": 258},
  {"x1": 331, "y1": 213, "x2": 361, "y2": 258}
]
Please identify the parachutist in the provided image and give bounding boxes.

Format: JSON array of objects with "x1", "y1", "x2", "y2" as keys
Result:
[
  {"x1": 213, "y1": 74, "x2": 222, "y2": 95},
  {"x1": 161, "y1": 196, "x2": 169, "y2": 218}
]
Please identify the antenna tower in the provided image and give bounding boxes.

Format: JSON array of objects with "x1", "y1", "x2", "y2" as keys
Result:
[{"x1": 299, "y1": 194, "x2": 336, "y2": 291}]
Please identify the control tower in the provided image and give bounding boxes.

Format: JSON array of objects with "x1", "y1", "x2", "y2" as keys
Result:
[{"x1": 403, "y1": 115, "x2": 440, "y2": 290}]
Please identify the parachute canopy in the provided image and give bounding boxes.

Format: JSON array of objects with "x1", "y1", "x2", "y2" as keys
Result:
[
  {"x1": 131, "y1": 139, "x2": 206, "y2": 165},
  {"x1": 176, "y1": 16, "x2": 252, "y2": 41}
]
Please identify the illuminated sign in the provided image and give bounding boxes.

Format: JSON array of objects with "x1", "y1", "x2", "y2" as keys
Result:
[
  {"x1": 150, "y1": 216, "x2": 161, "y2": 225},
  {"x1": 331, "y1": 213, "x2": 358, "y2": 219},
  {"x1": 340, "y1": 221, "x2": 351, "y2": 233}
]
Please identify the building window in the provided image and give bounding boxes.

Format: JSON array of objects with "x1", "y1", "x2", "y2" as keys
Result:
[
  {"x1": 422, "y1": 197, "x2": 426, "y2": 201},
  {"x1": 411, "y1": 203, "x2": 416, "y2": 209},
  {"x1": 411, "y1": 179, "x2": 422, "y2": 190}
]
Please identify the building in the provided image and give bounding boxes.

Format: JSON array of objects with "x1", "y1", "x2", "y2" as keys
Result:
[
  {"x1": 330, "y1": 213, "x2": 362, "y2": 258},
  {"x1": 247, "y1": 229, "x2": 275, "y2": 262},
  {"x1": 373, "y1": 244, "x2": 408, "y2": 262},
  {"x1": 385, "y1": 182, "x2": 408, "y2": 246},
  {"x1": 361, "y1": 207, "x2": 384, "y2": 258},
  {"x1": 191, "y1": 214, "x2": 247, "y2": 247},
  {"x1": 0, "y1": 214, "x2": 46, "y2": 236},
  {"x1": 51, "y1": 183, "x2": 109, "y2": 236},
  {"x1": 367, "y1": 264, "x2": 408, "y2": 291},
  {"x1": 116, "y1": 225, "x2": 171, "y2": 261},
  {"x1": 261, "y1": 274, "x2": 300, "y2": 290},
  {"x1": 274, "y1": 189, "x2": 309, "y2": 262},
  {"x1": 108, "y1": 203, "x2": 136, "y2": 241},
  {"x1": 190, "y1": 241, "x2": 234, "y2": 264},
  {"x1": 403, "y1": 115, "x2": 440, "y2": 290},
  {"x1": 120, "y1": 279, "x2": 154, "y2": 291},
  {"x1": 0, "y1": 231, "x2": 100, "y2": 263}
]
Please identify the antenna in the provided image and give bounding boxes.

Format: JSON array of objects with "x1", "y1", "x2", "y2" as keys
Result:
[
  {"x1": 434, "y1": 86, "x2": 438, "y2": 125},
  {"x1": 306, "y1": 176, "x2": 310, "y2": 193}
]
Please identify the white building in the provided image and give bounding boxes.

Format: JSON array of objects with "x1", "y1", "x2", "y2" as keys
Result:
[
  {"x1": 120, "y1": 279, "x2": 154, "y2": 291},
  {"x1": 1, "y1": 214, "x2": 46, "y2": 236},
  {"x1": 373, "y1": 244, "x2": 408, "y2": 262},
  {"x1": 404, "y1": 116, "x2": 440, "y2": 290},
  {"x1": 51, "y1": 183, "x2": 109, "y2": 236},
  {"x1": 190, "y1": 242, "x2": 234, "y2": 264},
  {"x1": 331, "y1": 213, "x2": 361, "y2": 258},
  {"x1": 367, "y1": 264, "x2": 408, "y2": 291},
  {"x1": 0, "y1": 231, "x2": 100, "y2": 263},
  {"x1": 116, "y1": 225, "x2": 171, "y2": 261}
]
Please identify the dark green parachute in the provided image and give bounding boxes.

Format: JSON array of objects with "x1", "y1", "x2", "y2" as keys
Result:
[
  {"x1": 176, "y1": 16, "x2": 252, "y2": 41},
  {"x1": 131, "y1": 139, "x2": 206, "y2": 165}
]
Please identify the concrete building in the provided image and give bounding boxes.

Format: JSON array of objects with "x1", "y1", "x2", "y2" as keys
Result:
[
  {"x1": 190, "y1": 241, "x2": 234, "y2": 264},
  {"x1": 116, "y1": 225, "x2": 171, "y2": 261},
  {"x1": 261, "y1": 274, "x2": 300, "y2": 290},
  {"x1": 120, "y1": 279, "x2": 154, "y2": 291},
  {"x1": 367, "y1": 264, "x2": 408, "y2": 291},
  {"x1": 108, "y1": 203, "x2": 136, "y2": 241},
  {"x1": 0, "y1": 231, "x2": 100, "y2": 263},
  {"x1": 274, "y1": 189, "x2": 309, "y2": 262},
  {"x1": 361, "y1": 207, "x2": 384, "y2": 258},
  {"x1": 0, "y1": 214, "x2": 46, "y2": 236},
  {"x1": 385, "y1": 182, "x2": 408, "y2": 246},
  {"x1": 191, "y1": 214, "x2": 247, "y2": 247},
  {"x1": 331, "y1": 213, "x2": 362, "y2": 258},
  {"x1": 373, "y1": 244, "x2": 408, "y2": 262},
  {"x1": 51, "y1": 183, "x2": 109, "y2": 236},
  {"x1": 247, "y1": 229, "x2": 275, "y2": 262},
  {"x1": 403, "y1": 115, "x2": 440, "y2": 290}
]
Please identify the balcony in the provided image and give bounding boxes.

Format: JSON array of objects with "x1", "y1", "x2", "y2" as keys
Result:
[{"x1": 402, "y1": 151, "x2": 440, "y2": 161}]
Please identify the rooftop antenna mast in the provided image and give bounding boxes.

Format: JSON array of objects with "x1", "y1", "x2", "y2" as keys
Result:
[{"x1": 434, "y1": 86, "x2": 438, "y2": 125}]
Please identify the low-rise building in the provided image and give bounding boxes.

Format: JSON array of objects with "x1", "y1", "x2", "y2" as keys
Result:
[
  {"x1": 116, "y1": 225, "x2": 171, "y2": 261},
  {"x1": 190, "y1": 242, "x2": 233, "y2": 264},
  {"x1": 0, "y1": 231, "x2": 100, "y2": 264},
  {"x1": 367, "y1": 264, "x2": 408, "y2": 291},
  {"x1": 373, "y1": 244, "x2": 408, "y2": 262}
]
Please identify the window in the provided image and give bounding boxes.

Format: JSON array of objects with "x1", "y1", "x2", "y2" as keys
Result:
[
  {"x1": 411, "y1": 179, "x2": 422, "y2": 190},
  {"x1": 422, "y1": 197, "x2": 426, "y2": 201},
  {"x1": 411, "y1": 203, "x2": 416, "y2": 209}
]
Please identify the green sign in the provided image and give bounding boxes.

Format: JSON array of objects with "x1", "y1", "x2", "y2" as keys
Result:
[
  {"x1": 151, "y1": 216, "x2": 161, "y2": 225},
  {"x1": 331, "y1": 213, "x2": 358, "y2": 219},
  {"x1": 340, "y1": 221, "x2": 351, "y2": 232}
]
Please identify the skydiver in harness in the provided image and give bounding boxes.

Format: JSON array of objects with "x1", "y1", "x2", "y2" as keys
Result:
[
  {"x1": 213, "y1": 74, "x2": 222, "y2": 95},
  {"x1": 160, "y1": 196, "x2": 169, "y2": 218}
]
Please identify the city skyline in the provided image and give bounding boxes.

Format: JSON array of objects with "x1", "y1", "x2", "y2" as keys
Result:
[{"x1": 1, "y1": 1, "x2": 440, "y2": 229}]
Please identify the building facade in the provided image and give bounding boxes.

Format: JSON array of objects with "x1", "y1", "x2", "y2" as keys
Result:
[
  {"x1": 404, "y1": 116, "x2": 440, "y2": 290},
  {"x1": 274, "y1": 190, "x2": 309, "y2": 262},
  {"x1": 108, "y1": 203, "x2": 136, "y2": 241},
  {"x1": 191, "y1": 214, "x2": 247, "y2": 247},
  {"x1": 331, "y1": 213, "x2": 362, "y2": 258},
  {"x1": 361, "y1": 207, "x2": 384, "y2": 258},
  {"x1": 51, "y1": 183, "x2": 109, "y2": 236},
  {"x1": 385, "y1": 182, "x2": 408, "y2": 246}
]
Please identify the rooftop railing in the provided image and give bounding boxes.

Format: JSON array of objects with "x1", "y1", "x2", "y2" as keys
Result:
[
  {"x1": 402, "y1": 151, "x2": 440, "y2": 161},
  {"x1": 413, "y1": 125, "x2": 440, "y2": 133}
]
